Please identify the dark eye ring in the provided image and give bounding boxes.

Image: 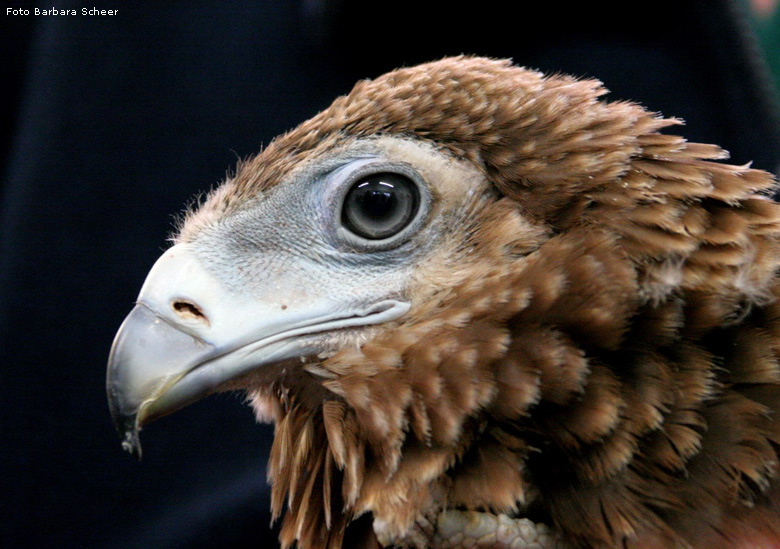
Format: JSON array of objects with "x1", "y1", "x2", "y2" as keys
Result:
[{"x1": 341, "y1": 172, "x2": 420, "y2": 240}]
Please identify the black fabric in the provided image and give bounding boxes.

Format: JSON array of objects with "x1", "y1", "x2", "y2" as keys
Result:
[{"x1": 2, "y1": 1, "x2": 778, "y2": 546}]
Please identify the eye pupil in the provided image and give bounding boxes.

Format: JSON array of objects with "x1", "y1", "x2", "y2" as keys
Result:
[
  {"x1": 342, "y1": 173, "x2": 419, "y2": 240},
  {"x1": 355, "y1": 185, "x2": 396, "y2": 222}
]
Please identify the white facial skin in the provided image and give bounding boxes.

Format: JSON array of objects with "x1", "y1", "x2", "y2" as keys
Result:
[{"x1": 107, "y1": 136, "x2": 494, "y2": 455}]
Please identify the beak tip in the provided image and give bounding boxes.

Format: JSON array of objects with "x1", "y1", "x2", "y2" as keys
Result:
[
  {"x1": 109, "y1": 399, "x2": 144, "y2": 460},
  {"x1": 121, "y1": 430, "x2": 143, "y2": 460}
]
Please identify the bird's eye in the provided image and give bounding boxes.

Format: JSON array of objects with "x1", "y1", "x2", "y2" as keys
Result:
[{"x1": 341, "y1": 173, "x2": 420, "y2": 240}]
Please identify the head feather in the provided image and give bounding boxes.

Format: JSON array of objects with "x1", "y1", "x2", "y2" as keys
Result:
[{"x1": 189, "y1": 57, "x2": 780, "y2": 547}]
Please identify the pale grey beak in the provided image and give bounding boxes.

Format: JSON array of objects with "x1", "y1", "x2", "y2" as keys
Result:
[
  {"x1": 106, "y1": 303, "x2": 217, "y2": 457},
  {"x1": 106, "y1": 243, "x2": 409, "y2": 458}
]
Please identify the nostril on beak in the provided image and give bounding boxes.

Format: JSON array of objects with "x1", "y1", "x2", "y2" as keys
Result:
[{"x1": 172, "y1": 300, "x2": 209, "y2": 325}]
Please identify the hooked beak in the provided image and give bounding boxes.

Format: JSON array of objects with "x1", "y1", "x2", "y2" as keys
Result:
[{"x1": 106, "y1": 243, "x2": 409, "y2": 458}]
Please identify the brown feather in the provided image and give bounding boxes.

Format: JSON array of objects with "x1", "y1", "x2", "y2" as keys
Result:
[{"x1": 184, "y1": 57, "x2": 780, "y2": 547}]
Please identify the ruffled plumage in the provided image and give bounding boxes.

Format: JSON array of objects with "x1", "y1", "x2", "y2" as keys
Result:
[{"x1": 203, "y1": 57, "x2": 780, "y2": 547}]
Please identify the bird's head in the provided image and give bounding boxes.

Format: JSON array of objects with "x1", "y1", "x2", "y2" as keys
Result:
[{"x1": 107, "y1": 57, "x2": 780, "y2": 547}]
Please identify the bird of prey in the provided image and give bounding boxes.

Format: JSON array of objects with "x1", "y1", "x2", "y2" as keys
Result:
[{"x1": 107, "y1": 56, "x2": 780, "y2": 548}]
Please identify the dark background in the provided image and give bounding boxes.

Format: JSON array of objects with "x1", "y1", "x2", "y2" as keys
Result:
[{"x1": 2, "y1": 1, "x2": 779, "y2": 546}]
